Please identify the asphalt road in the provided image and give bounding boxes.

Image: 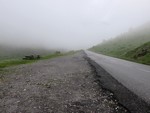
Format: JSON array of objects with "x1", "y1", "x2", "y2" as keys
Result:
[{"x1": 85, "y1": 50, "x2": 150, "y2": 104}]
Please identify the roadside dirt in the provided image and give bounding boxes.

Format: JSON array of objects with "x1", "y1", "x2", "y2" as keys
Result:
[{"x1": 0, "y1": 52, "x2": 128, "y2": 113}]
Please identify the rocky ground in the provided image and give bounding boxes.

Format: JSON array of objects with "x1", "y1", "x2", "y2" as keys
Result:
[{"x1": 0, "y1": 52, "x2": 128, "y2": 113}]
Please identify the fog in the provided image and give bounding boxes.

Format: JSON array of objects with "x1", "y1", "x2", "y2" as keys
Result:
[{"x1": 0, "y1": 0, "x2": 150, "y2": 50}]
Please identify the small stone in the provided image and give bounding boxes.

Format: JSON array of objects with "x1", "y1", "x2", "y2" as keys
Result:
[
  {"x1": 46, "y1": 85, "x2": 51, "y2": 88},
  {"x1": 15, "y1": 78, "x2": 18, "y2": 80},
  {"x1": 23, "y1": 89, "x2": 27, "y2": 91},
  {"x1": 26, "y1": 80, "x2": 30, "y2": 82},
  {"x1": 104, "y1": 99, "x2": 108, "y2": 102},
  {"x1": 110, "y1": 93, "x2": 113, "y2": 96},
  {"x1": 16, "y1": 101, "x2": 20, "y2": 103},
  {"x1": 64, "y1": 105, "x2": 67, "y2": 108},
  {"x1": 115, "y1": 106, "x2": 119, "y2": 110},
  {"x1": 9, "y1": 85, "x2": 13, "y2": 88}
]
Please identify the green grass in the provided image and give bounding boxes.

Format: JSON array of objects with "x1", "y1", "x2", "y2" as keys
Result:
[
  {"x1": 0, "y1": 59, "x2": 37, "y2": 68},
  {"x1": 0, "y1": 51, "x2": 76, "y2": 68},
  {"x1": 0, "y1": 50, "x2": 78, "y2": 69},
  {"x1": 124, "y1": 42, "x2": 150, "y2": 64},
  {"x1": 89, "y1": 23, "x2": 150, "y2": 65}
]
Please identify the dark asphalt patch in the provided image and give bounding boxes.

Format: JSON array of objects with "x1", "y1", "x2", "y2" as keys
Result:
[{"x1": 85, "y1": 55, "x2": 150, "y2": 113}]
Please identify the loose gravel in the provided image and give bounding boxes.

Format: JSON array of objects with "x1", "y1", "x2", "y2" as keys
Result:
[{"x1": 0, "y1": 52, "x2": 128, "y2": 113}]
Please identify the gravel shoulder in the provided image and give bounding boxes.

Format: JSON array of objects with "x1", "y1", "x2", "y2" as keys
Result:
[{"x1": 0, "y1": 52, "x2": 128, "y2": 113}]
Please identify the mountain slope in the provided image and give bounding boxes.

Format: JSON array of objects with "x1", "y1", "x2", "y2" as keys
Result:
[
  {"x1": 125, "y1": 42, "x2": 150, "y2": 64},
  {"x1": 90, "y1": 23, "x2": 150, "y2": 64}
]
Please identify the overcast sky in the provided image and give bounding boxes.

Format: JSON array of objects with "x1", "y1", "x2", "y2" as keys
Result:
[{"x1": 0, "y1": 0, "x2": 150, "y2": 50}]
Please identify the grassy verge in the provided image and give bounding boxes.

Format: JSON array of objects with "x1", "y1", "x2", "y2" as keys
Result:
[
  {"x1": 0, "y1": 51, "x2": 76, "y2": 68},
  {"x1": 0, "y1": 59, "x2": 36, "y2": 68}
]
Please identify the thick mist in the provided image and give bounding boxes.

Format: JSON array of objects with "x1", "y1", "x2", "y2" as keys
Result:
[{"x1": 0, "y1": 0, "x2": 150, "y2": 50}]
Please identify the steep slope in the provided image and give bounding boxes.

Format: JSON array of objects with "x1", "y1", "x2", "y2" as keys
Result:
[
  {"x1": 90, "y1": 23, "x2": 150, "y2": 57},
  {"x1": 90, "y1": 22, "x2": 150, "y2": 64},
  {"x1": 125, "y1": 42, "x2": 150, "y2": 64}
]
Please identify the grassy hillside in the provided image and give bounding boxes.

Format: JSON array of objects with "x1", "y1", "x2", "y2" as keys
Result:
[
  {"x1": 90, "y1": 23, "x2": 150, "y2": 65},
  {"x1": 125, "y1": 42, "x2": 150, "y2": 64}
]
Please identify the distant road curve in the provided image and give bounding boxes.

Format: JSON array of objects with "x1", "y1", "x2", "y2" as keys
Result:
[{"x1": 85, "y1": 50, "x2": 150, "y2": 104}]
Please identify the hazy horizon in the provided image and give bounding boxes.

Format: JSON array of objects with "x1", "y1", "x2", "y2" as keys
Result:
[{"x1": 0, "y1": 0, "x2": 150, "y2": 50}]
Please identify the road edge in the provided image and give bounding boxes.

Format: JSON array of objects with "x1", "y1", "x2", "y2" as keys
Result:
[{"x1": 85, "y1": 54, "x2": 150, "y2": 113}]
